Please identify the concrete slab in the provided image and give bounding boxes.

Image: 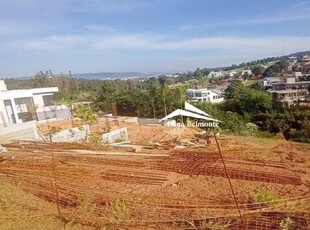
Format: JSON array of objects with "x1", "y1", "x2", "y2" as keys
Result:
[{"x1": 66, "y1": 150, "x2": 169, "y2": 157}]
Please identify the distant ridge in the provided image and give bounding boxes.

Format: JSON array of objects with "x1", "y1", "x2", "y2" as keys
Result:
[
  {"x1": 207, "y1": 50, "x2": 310, "y2": 72},
  {"x1": 3, "y1": 51, "x2": 310, "y2": 79},
  {"x1": 286, "y1": 51, "x2": 310, "y2": 58},
  {"x1": 72, "y1": 72, "x2": 148, "y2": 79}
]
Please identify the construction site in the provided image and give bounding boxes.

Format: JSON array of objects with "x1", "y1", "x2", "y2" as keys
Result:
[{"x1": 0, "y1": 116, "x2": 310, "y2": 230}]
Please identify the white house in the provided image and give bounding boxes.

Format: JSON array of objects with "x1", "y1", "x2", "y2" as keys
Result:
[
  {"x1": 186, "y1": 88, "x2": 224, "y2": 103},
  {"x1": 227, "y1": 71, "x2": 238, "y2": 77},
  {"x1": 241, "y1": 70, "x2": 252, "y2": 76},
  {"x1": 0, "y1": 80, "x2": 70, "y2": 126},
  {"x1": 207, "y1": 71, "x2": 223, "y2": 78},
  {"x1": 288, "y1": 56, "x2": 297, "y2": 64},
  {"x1": 263, "y1": 77, "x2": 282, "y2": 88}
]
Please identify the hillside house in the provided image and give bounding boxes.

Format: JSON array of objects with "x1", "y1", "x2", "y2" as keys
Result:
[
  {"x1": 207, "y1": 71, "x2": 223, "y2": 78},
  {"x1": 186, "y1": 88, "x2": 224, "y2": 103},
  {"x1": 0, "y1": 80, "x2": 70, "y2": 126},
  {"x1": 263, "y1": 77, "x2": 282, "y2": 89},
  {"x1": 296, "y1": 55, "x2": 310, "y2": 73},
  {"x1": 268, "y1": 78, "x2": 310, "y2": 106}
]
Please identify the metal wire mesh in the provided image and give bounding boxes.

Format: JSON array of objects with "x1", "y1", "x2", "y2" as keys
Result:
[{"x1": 0, "y1": 138, "x2": 309, "y2": 229}]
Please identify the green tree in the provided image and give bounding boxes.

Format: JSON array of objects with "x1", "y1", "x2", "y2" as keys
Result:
[
  {"x1": 224, "y1": 81, "x2": 245, "y2": 99},
  {"x1": 73, "y1": 104, "x2": 98, "y2": 140},
  {"x1": 251, "y1": 66, "x2": 264, "y2": 76},
  {"x1": 251, "y1": 81, "x2": 265, "y2": 91},
  {"x1": 224, "y1": 81, "x2": 271, "y2": 114},
  {"x1": 263, "y1": 60, "x2": 289, "y2": 78},
  {"x1": 148, "y1": 81, "x2": 159, "y2": 118},
  {"x1": 96, "y1": 81, "x2": 117, "y2": 113},
  {"x1": 32, "y1": 71, "x2": 51, "y2": 88}
]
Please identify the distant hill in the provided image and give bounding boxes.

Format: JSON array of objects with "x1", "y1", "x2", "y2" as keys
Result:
[
  {"x1": 206, "y1": 50, "x2": 310, "y2": 72},
  {"x1": 3, "y1": 51, "x2": 310, "y2": 80},
  {"x1": 286, "y1": 51, "x2": 310, "y2": 59},
  {"x1": 72, "y1": 72, "x2": 148, "y2": 79}
]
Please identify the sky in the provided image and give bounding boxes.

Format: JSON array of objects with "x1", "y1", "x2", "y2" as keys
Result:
[{"x1": 1, "y1": 0, "x2": 310, "y2": 77}]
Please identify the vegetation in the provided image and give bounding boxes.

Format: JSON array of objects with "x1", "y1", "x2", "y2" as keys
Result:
[
  {"x1": 73, "y1": 104, "x2": 98, "y2": 139},
  {"x1": 73, "y1": 104, "x2": 98, "y2": 126},
  {"x1": 262, "y1": 60, "x2": 289, "y2": 78},
  {"x1": 46, "y1": 125, "x2": 61, "y2": 143},
  {"x1": 250, "y1": 186, "x2": 279, "y2": 206},
  {"x1": 4, "y1": 60, "x2": 310, "y2": 143},
  {"x1": 279, "y1": 217, "x2": 294, "y2": 230},
  {"x1": 202, "y1": 220, "x2": 231, "y2": 230}
]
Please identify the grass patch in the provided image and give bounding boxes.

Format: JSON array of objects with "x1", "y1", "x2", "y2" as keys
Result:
[
  {"x1": 0, "y1": 177, "x2": 88, "y2": 230},
  {"x1": 78, "y1": 193, "x2": 96, "y2": 212},
  {"x1": 250, "y1": 186, "x2": 279, "y2": 206},
  {"x1": 243, "y1": 80, "x2": 258, "y2": 87},
  {"x1": 279, "y1": 217, "x2": 294, "y2": 230},
  {"x1": 106, "y1": 198, "x2": 132, "y2": 224},
  {"x1": 202, "y1": 219, "x2": 231, "y2": 230},
  {"x1": 0, "y1": 189, "x2": 21, "y2": 212}
]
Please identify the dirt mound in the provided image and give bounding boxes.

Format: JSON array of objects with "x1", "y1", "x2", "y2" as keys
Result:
[{"x1": 119, "y1": 122, "x2": 198, "y2": 145}]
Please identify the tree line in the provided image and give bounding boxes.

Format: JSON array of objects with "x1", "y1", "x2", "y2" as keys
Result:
[{"x1": 4, "y1": 68, "x2": 310, "y2": 143}]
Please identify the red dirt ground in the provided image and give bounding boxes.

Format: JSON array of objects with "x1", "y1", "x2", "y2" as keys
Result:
[{"x1": 1, "y1": 124, "x2": 310, "y2": 229}]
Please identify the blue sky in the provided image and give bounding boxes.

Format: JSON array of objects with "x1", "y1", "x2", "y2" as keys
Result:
[{"x1": 1, "y1": 0, "x2": 310, "y2": 77}]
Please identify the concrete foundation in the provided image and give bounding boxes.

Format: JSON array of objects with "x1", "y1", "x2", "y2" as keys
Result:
[
  {"x1": 36, "y1": 106, "x2": 71, "y2": 121},
  {"x1": 102, "y1": 128, "x2": 128, "y2": 144},
  {"x1": 138, "y1": 118, "x2": 161, "y2": 125},
  {"x1": 0, "y1": 121, "x2": 39, "y2": 140},
  {"x1": 47, "y1": 125, "x2": 89, "y2": 142}
]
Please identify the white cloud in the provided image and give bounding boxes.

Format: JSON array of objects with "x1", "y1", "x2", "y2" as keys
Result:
[
  {"x1": 2, "y1": 34, "x2": 310, "y2": 76},
  {"x1": 180, "y1": 14, "x2": 310, "y2": 30},
  {"x1": 21, "y1": 35, "x2": 88, "y2": 51},
  {"x1": 16, "y1": 34, "x2": 310, "y2": 56},
  {"x1": 11, "y1": 34, "x2": 310, "y2": 62},
  {"x1": 66, "y1": 0, "x2": 181, "y2": 13},
  {"x1": 84, "y1": 24, "x2": 117, "y2": 32}
]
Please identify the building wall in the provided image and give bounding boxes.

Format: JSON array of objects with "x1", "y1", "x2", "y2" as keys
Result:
[
  {"x1": 47, "y1": 125, "x2": 89, "y2": 142},
  {"x1": 272, "y1": 82, "x2": 310, "y2": 91},
  {"x1": 0, "y1": 121, "x2": 39, "y2": 140},
  {"x1": 186, "y1": 89, "x2": 224, "y2": 103},
  {"x1": 0, "y1": 82, "x2": 60, "y2": 125},
  {"x1": 0, "y1": 80, "x2": 7, "y2": 91},
  {"x1": 102, "y1": 128, "x2": 128, "y2": 144},
  {"x1": 32, "y1": 94, "x2": 45, "y2": 107},
  {"x1": 209, "y1": 91, "x2": 224, "y2": 103},
  {"x1": 33, "y1": 93, "x2": 55, "y2": 107},
  {"x1": 36, "y1": 106, "x2": 71, "y2": 121},
  {"x1": 272, "y1": 90, "x2": 308, "y2": 102},
  {"x1": 138, "y1": 118, "x2": 161, "y2": 125},
  {"x1": 0, "y1": 95, "x2": 8, "y2": 125}
]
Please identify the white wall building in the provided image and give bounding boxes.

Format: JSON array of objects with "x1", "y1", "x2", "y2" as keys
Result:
[
  {"x1": 207, "y1": 71, "x2": 223, "y2": 78},
  {"x1": 186, "y1": 88, "x2": 224, "y2": 103},
  {"x1": 0, "y1": 80, "x2": 70, "y2": 126},
  {"x1": 241, "y1": 70, "x2": 252, "y2": 76}
]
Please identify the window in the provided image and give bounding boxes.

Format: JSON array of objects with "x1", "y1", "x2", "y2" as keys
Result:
[
  {"x1": 43, "y1": 95, "x2": 54, "y2": 106},
  {"x1": 186, "y1": 91, "x2": 194, "y2": 97},
  {"x1": 195, "y1": 92, "x2": 202, "y2": 97},
  {"x1": 14, "y1": 97, "x2": 34, "y2": 113}
]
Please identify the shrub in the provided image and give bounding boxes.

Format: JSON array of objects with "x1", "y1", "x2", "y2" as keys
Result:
[
  {"x1": 250, "y1": 186, "x2": 278, "y2": 206},
  {"x1": 279, "y1": 217, "x2": 294, "y2": 230}
]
